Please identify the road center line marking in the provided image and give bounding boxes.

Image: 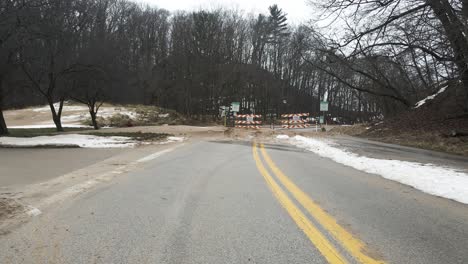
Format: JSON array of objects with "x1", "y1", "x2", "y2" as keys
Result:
[
  {"x1": 259, "y1": 143, "x2": 385, "y2": 264},
  {"x1": 252, "y1": 143, "x2": 348, "y2": 264}
]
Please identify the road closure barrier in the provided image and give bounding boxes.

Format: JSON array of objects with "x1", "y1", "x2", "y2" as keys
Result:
[
  {"x1": 235, "y1": 114, "x2": 262, "y2": 129},
  {"x1": 281, "y1": 113, "x2": 311, "y2": 129}
]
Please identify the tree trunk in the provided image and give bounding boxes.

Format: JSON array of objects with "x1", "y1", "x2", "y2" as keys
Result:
[
  {"x1": 48, "y1": 97, "x2": 64, "y2": 132},
  {"x1": 0, "y1": 110, "x2": 7, "y2": 136},
  {"x1": 429, "y1": 0, "x2": 468, "y2": 110},
  {"x1": 0, "y1": 75, "x2": 8, "y2": 135},
  {"x1": 90, "y1": 110, "x2": 99, "y2": 130}
]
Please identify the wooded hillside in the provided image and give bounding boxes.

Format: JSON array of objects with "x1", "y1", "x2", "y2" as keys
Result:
[{"x1": 1, "y1": 0, "x2": 467, "y2": 134}]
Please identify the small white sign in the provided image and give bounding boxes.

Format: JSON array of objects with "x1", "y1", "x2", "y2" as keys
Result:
[
  {"x1": 246, "y1": 116, "x2": 254, "y2": 123},
  {"x1": 220, "y1": 106, "x2": 226, "y2": 117},
  {"x1": 292, "y1": 115, "x2": 300, "y2": 121}
]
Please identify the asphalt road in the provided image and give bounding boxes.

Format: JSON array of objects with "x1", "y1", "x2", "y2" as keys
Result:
[{"x1": 1, "y1": 140, "x2": 468, "y2": 263}]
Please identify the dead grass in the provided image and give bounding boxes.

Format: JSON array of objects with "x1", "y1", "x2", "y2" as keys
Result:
[
  {"x1": 81, "y1": 105, "x2": 188, "y2": 127},
  {"x1": 372, "y1": 132, "x2": 468, "y2": 156},
  {"x1": 328, "y1": 124, "x2": 369, "y2": 136},
  {"x1": 0, "y1": 198, "x2": 23, "y2": 221},
  {"x1": 330, "y1": 124, "x2": 468, "y2": 156},
  {"x1": 85, "y1": 131, "x2": 170, "y2": 142}
]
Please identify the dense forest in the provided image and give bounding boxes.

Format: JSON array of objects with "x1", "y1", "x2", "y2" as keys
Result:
[{"x1": 1, "y1": 0, "x2": 467, "y2": 134}]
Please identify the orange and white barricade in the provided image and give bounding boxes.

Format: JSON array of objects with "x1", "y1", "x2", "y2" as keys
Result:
[
  {"x1": 281, "y1": 113, "x2": 311, "y2": 129},
  {"x1": 235, "y1": 114, "x2": 262, "y2": 129}
]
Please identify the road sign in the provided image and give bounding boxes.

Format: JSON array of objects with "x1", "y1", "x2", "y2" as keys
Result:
[
  {"x1": 292, "y1": 115, "x2": 300, "y2": 121},
  {"x1": 320, "y1": 101, "x2": 329, "y2": 111},
  {"x1": 231, "y1": 102, "x2": 240, "y2": 112},
  {"x1": 246, "y1": 116, "x2": 254, "y2": 123},
  {"x1": 319, "y1": 116, "x2": 324, "y2": 124}
]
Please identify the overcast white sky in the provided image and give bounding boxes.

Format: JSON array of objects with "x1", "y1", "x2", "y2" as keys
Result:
[{"x1": 131, "y1": 0, "x2": 314, "y2": 24}]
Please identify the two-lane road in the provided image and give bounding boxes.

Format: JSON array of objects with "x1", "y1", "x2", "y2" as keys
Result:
[{"x1": 1, "y1": 140, "x2": 468, "y2": 263}]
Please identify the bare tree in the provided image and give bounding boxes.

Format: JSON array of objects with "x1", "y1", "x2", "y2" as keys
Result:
[
  {"x1": 313, "y1": 0, "x2": 468, "y2": 111},
  {"x1": 20, "y1": 0, "x2": 92, "y2": 131}
]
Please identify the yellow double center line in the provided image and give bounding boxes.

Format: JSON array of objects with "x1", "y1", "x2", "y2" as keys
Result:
[{"x1": 252, "y1": 143, "x2": 385, "y2": 264}]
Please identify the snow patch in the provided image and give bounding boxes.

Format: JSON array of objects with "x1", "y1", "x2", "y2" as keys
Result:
[
  {"x1": 276, "y1": 135, "x2": 290, "y2": 139},
  {"x1": 61, "y1": 114, "x2": 85, "y2": 122},
  {"x1": 98, "y1": 108, "x2": 138, "y2": 118},
  {"x1": 26, "y1": 207, "x2": 42, "y2": 217},
  {"x1": 0, "y1": 134, "x2": 136, "y2": 148},
  {"x1": 167, "y1": 136, "x2": 185, "y2": 142},
  {"x1": 158, "y1": 136, "x2": 186, "y2": 145},
  {"x1": 8, "y1": 124, "x2": 91, "y2": 129},
  {"x1": 31, "y1": 104, "x2": 88, "y2": 112},
  {"x1": 284, "y1": 135, "x2": 468, "y2": 204},
  {"x1": 414, "y1": 86, "x2": 447, "y2": 108}
]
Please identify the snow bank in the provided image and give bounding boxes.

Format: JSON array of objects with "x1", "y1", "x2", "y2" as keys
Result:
[
  {"x1": 0, "y1": 134, "x2": 136, "y2": 148},
  {"x1": 281, "y1": 135, "x2": 468, "y2": 204},
  {"x1": 98, "y1": 108, "x2": 138, "y2": 118},
  {"x1": 414, "y1": 86, "x2": 447, "y2": 108},
  {"x1": 157, "y1": 136, "x2": 186, "y2": 145},
  {"x1": 30, "y1": 103, "x2": 137, "y2": 118},
  {"x1": 158, "y1": 136, "x2": 186, "y2": 145},
  {"x1": 8, "y1": 124, "x2": 91, "y2": 129},
  {"x1": 31, "y1": 104, "x2": 88, "y2": 112},
  {"x1": 25, "y1": 103, "x2": 141, "y2": 127},
  {"x1": 167, "y1": 136, "x2": 185, "y2": 142}
]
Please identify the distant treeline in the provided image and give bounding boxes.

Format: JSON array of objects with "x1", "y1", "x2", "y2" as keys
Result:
[{"x1": 1, "y1": 0, "x2": 467, "y2": 133}]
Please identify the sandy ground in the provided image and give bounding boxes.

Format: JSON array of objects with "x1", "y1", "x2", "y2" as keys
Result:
[
  {"x1": 4, "y1": 104, "x2": 92, "y2": 127},
  {"x1": 4, "y1": 103, "x2": 137, "y2": 127},
  {"x1": 90, "y1": 125, "x2": 227, "y2": 137},
  {"x1": 4, "y1": 107, "x2": 62, "y2": 127}
]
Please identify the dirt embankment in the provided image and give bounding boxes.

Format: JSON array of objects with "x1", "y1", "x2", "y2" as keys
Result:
[{"x1": 331, "y1": 83, "x2": 468, "y2": 156}]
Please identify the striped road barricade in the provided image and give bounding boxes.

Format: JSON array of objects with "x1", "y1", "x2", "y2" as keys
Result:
[{"x1": 235, "y1": 114, "x2": 262, "y2": 129}]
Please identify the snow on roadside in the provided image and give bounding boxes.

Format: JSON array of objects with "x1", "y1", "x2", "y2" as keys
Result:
[
  {"x1": 414, "y1": 86, "x2": 447, "y2": 108},
  {"x1": 277, "y1": 135, "x2": 468, "y2": 205},
  {"x1": 8, "y1": 124, "x2": 91, "y2": 129},
  {"x1": 157, "y1": 136, "x2": 186, "y2": 145},
  {"x1": 167, "y1": 136, "x2": 185, "y2": 142},
  {"x1": 0, "y1": 134, "x2": 136, "y2": 148}
]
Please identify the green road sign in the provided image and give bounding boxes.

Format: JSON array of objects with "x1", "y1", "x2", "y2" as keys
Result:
[
  {"x1": 231, "y1": 102, "x2": 240, "y2": 112},
  {"x1": 320, "y1": 101, "x2": 329, "y2": 111}
]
